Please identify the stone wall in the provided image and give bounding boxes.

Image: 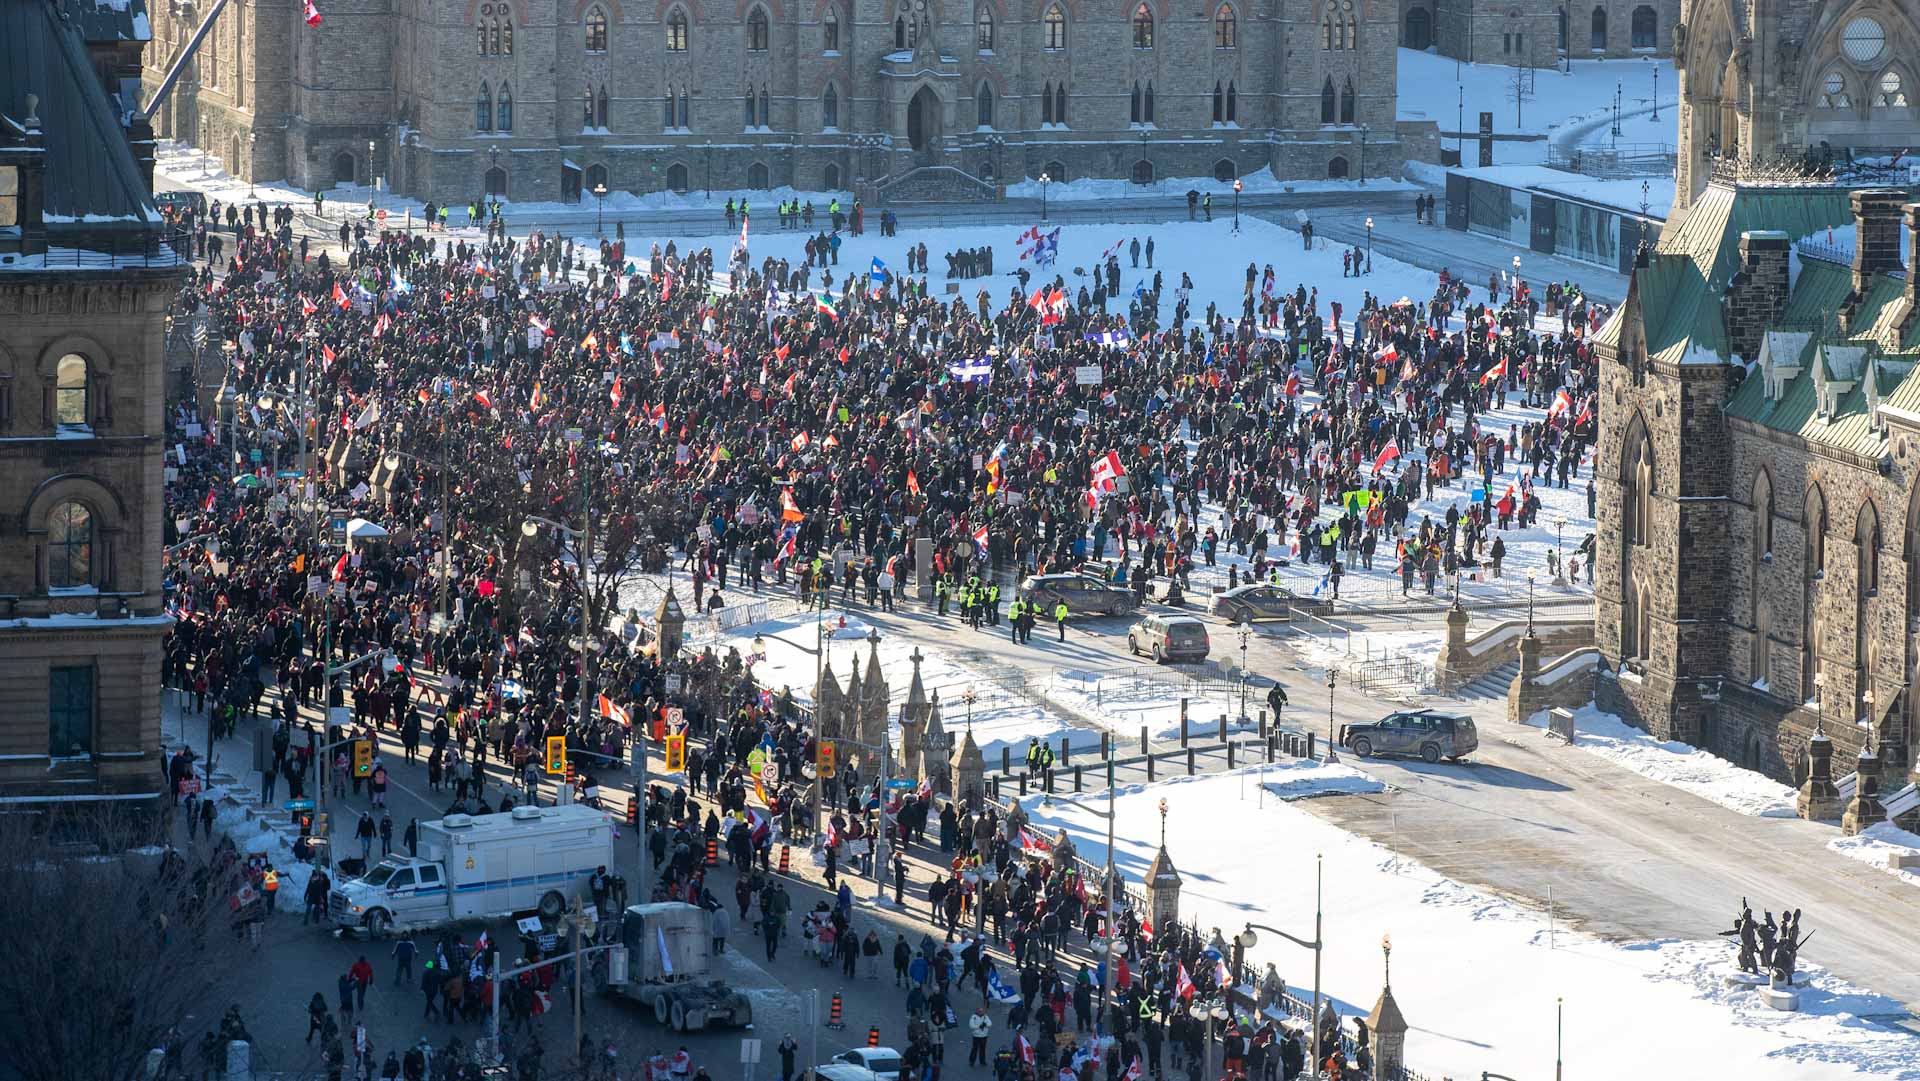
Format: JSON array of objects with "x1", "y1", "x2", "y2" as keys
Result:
[
  {"x1": 1432, "y1": 611, "x2": 1592, "y2": 690},
  {"x1": 1507, "y1": 645, "x2": 1600, "y2": 722}
]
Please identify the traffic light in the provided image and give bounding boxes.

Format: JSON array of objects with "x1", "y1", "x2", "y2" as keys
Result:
[
  {"x1": 352, "y1": 739, "x2": 373, "y2": 777},
  {"x1": 296, "y1": 810, "x2": 313, "y2": 836},
  {"x1": 625, "y1": 797, "x2": 640, "y2": 827},
  {"x1": 314, "y1": 812, "x2": 329, "y2": 837},
  {"x1": 664, "y1": 734, "x2": 686, "y2": 773},
  {"x1": 817, "y1": 742, "x2": 837, "y2": 778},
  {"x1": 545, "y1": 734, "x2": 568, "y2": 776}
]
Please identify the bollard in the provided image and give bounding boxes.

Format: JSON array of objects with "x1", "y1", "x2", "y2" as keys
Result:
[
  {"x1": 1187, "y1": 748, "x2": 1196, "y2": 775},
  {"x1": 1259, "y1": 709, "x2": 1268, "y2": 737},
  {"x1": 828, "y1": 992, "x2": 845, "y2": 1029},
  {"x1": 706, "y1": 837, "x2": 719, "y2": 866},
  {"x1": 1227, "y1": 742, "x2": 1236, "y2": 769},
  {"x1": 1003, "y1": 747, "x2": 1012, "y2": 774},
  {"x1": 1266, "y1": 736, "x2": 1276, "y2": 763},
  {"x1": 1140, "y1": 726, "x2": 1149, "y2": 755},
  {"x1": 1060, "y1": 737, "x2": 1071, "y2": 766},
  {"x1": 1180, "y1": 717, "x2": 1190, "y2": 747},
  {"x1": 779, "y1": 844, "x2": 792, "y2": 874},
  {"x1": 1019, "y1": 774, "x2": 1028, "y2": 796},
  {"x1": 1045, "y1": 768, "x2": 1055, "y2": 794},
  {"x1": 868, "y1": 1026, "x2": 880, "y2": 1048},
  {"x1": 1073, "y1": 765, "x2": 1083, "y2": 792},
  {"x1": 1101, "y1": 732, "x2": 1111, "y2": 759},
  {"x1": 1148, "y1": 753, "x2": 1157, "y2": 781},
  {"x1": 1307, "y1": 732, "x2": 1316, "y2": 759},
  {"x1": 992, "y1": 776, "x2": 1001, "y2": 801},
  {"x1": 1219, "y1": 715, "x2": 1228, "y2": 741}
]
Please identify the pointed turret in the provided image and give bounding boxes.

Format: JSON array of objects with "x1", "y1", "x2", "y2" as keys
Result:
[
  {"x1": 922, "y1": 692, "x2": 952, "y2": 796},
  {"x1": 953, "y1": 725, "x2": 985, "y2": 809},
  {"x1": 900, "y1": 647, "x2": 928, "y2": 778},
  {"x1": 861, "y1": 633, "x2": 889, "y2": 748}
]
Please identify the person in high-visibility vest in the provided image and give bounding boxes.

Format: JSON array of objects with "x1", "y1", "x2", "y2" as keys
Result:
[
  {"x1": 262, "y1": 865, "x2": 280, "y2": 913},
  {"x1": 1055, "y1": 601, "x2": 1069, "y2": 641}
]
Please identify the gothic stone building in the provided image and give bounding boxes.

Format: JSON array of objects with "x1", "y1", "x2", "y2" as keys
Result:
[
  {"x1": 1397, "y1": 0, "x2": 1678, "y2": 66},
  {"x1": 1, "y1": 0, "x2": 181, "y2": 820},
  {"x1": 143, "y1": 0, "x2": 1434, "y2": 205}
]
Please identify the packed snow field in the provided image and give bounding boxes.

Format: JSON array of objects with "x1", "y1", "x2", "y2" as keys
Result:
[
  {"x1": 1396, "y1": 49, "x2": 1676, "y2": 165},
  {"x1": 1022, "y1": 768, "x2": 1920, "y2": 1081},
  {"x1": 1522, "y1": 704, "x2": 1801, "y2": 817}
]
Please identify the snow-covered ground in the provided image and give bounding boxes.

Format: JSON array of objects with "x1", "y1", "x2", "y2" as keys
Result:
[
  {"x1": 1522, "y1": 704, "x2": 1800, "y2": 818},
  {"x1": 1397, "y1": 49, "x2": 1675, "y2": 165},
  {"x1": 1292, "y1": 628, "x2": 1449, "y2": 673},
  {"x1": 1022, "y1": 767, "x2": 1920, "y2": 1081},
  {"x1": 1829, "y1": 822, "x2": 1920, "y2": 891},
  {"x1": 1001, "y1": 173, "x2": 1418, "y2": 201}
]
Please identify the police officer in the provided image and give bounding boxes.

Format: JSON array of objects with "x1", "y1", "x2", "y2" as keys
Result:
[
  {"x1": 986, "y1": 582, "x2": 1001, "y2": 626},
  {"x1": 1007, "y1": 598, "x2": 1022, "y2": 641},
  {"x1": 1055, "y1": 601, "x2": 1069, "y2": 641},
  {"x1": 935, "y1": 576, "x2": 950, "y2": 616}
]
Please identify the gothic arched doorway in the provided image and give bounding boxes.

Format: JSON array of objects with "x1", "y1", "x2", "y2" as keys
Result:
[
  {"x1": 907, "y1": 86, "x2": 942, "y2": 154},
  {"x1": 1405, "y1": 6, "x2": 1431, "y2": 50}
]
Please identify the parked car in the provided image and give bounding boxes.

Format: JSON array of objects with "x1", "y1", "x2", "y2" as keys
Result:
[
  {"x1": 1340, "y1": 710, "x2": 1479, "y2": 763},
  {"x1": 154, "y1": 189, "x2": 208, "y2": 216},
  {"x1": 826, "y1": 1048, "x2": 902, "y2": 1081},
  {"x1": 1127, "y1": 614, "x2": 1211, "y2": 664},
  {"x1": 1017, "y1": 573, "x2": 1138, "y2": 617},
  {"x1": 809, "y1": 1065, "x2": 883, "y2": 1081},
  {"x1": 1208, "y1": 582, "x2": 1333, "y2": 623}
]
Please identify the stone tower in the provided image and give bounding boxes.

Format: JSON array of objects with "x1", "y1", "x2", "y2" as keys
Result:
[
  {"x1": 1144, "y1": 845, "x2": 1183, "y2": 931},
  {"x1": 844, "y1": 663, "x2": 864, "y2": 746},
  {"x1": 1592, "y1": 244, "x2": 1736, "y2": 746},
  {"x1": 922, "y1": 693, "x2": 953, "y2": 798},
  {"x1": 899, "y1": 648, "x2": 929, "y2": 779},
  {"x1": 815, "y1": 654, "x2": 844, "y2": 745},
  {"x1": 655, "y1": 586, "x2": 686, "y2": 657},
  {"x1": 1669, "y1": 0, "x2": 1920, "y2": 221},
  {"x1": 860, "y1": 634, "x2": 889, "y2": 750},
  {"x1": 953, "y1": 727, "x2": 986, "y2": 811},
  {"x1": 1367, "y1": 940, "x2": 1409, "y2": 1081}
]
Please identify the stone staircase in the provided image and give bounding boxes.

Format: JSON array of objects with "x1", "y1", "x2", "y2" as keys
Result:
[
  {"x1": 870, "y1": 165, "x2": 999, "y2": 204},
  {"x1": 1455, "y1": 660, "x2": 1521, "y2": 700},
  {"x1": 209, "y1": 765, "x2": 305, "y2": 848}
]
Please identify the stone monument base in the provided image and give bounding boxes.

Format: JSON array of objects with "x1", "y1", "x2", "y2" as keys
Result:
[
  {"x1": 1722, "y1": 971, "x2": 1768, "y2": 991},
  {"x1": 1757, "y1": 984, "x2": 1800, "y2": 1012}
]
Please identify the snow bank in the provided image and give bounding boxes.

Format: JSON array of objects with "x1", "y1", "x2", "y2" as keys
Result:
[
  {"x1": 1524, "y1": 704, "x2": 1799, "y2": 818},
  {"x1": 1396, "y1": 49, "x2": 1674, "y2": 164},
  {"x1": 211, "y1": 788, "x2": 315, "y2": 904},
  {"x1": 1002, "y1": 173, "x2": 1416, "y2": 202},
  {"x1": 1828, "y1": 822, "x2": 1920, "y2": 891},
  {"x1": 1022, "y1": 768, "x2": 1920, "y2": 1081}
]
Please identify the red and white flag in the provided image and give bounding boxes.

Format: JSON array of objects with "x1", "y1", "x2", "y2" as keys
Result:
[
  {"x1": 1123, "y1": 1056, "x2": 1144, "y2": 1081},
  {"x1": 1574, "y1": 399, "x2": 1595, "y2": 428},
  {"x1": 1090, "y1": 449, "x2": 1126, "y2": 486},
  {"x1": 906, "y1": 470, "x2": 921, "y2": 496},
  {"x1": 1372, "y1": 441, "x2": 1401, "y2": 475},
  {"x1": 1174, "y1": 961, "x2": 1196, "y2": 1001},
  {"x1": 302, "y1": 0, "x2": 323, "y2": 26},
  {"x1": 609, "y1": 375, "x2": 624, "y2": 408},
  {"x1": 790, "y1": 431, "x2": 810, "y2": 453},
  {"x1": 331, "y1": 553, "x2": 351, "y2": 581},
  {"x1": 1016, "y1": 1035, "x2": 1036, "y2": 1067},
  {"x1": 598, "y1": 694, "x2": 631, "y2": 727},
  {"x1": 1548, "y1": 388, "x2": 1573, "y2": 418},
  {"x1": 332, "y1": 281, "x2": 350, "y2": 309},
  {"x1": 300, "y1": 294, "x2": 317, "y2": 317},
  {"x1": 1477, "y1": 356, "x2": 1508, "y2": 386},
  {"x1": 473, "y1": 389, "x2": 493, "y2": 410},
  {"x1": 972, "y1": 524, "x2": 989, "y2": 551}
]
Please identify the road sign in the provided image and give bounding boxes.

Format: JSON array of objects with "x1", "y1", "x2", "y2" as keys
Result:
[
  {"x1": 885, "y1": 778, "x2": 916, "y2": 790},
  {"x1": 283, "y1": 799, "x2": 316, "y2": 811},
  {"x1": 329, "y1": 509, "x2": 349, "y2": 544},
  {"x1": 665, "y1": 706, "x2": 685, "y2": 732},
  {"x1": 664, "y1": 673, "x2": 683, "y2": 694}
]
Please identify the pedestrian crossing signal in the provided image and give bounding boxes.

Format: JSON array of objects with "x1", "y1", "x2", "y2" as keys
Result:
[
  {"x1": 352, "y1": 739, "x2": 373, "y2": 777},
  {"x1": 545, "y1": 734, "x2": 567, "y2": 776},
  {"x1": 817, "y1": 742, "x2": 836, "y2": 778},
  {"x1": 664, "y1": 733, "x2": 686, "y2": 773},
  {"x1": 625, "y1": 797, "x2": 640, "y2": 827}
]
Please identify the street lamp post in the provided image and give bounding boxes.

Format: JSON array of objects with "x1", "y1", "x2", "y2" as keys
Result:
[
  {"x1": 1527, "y1": 574, "x2": 1537, "y2": 633},
  {"x1": 1232, "y1": 179, "x2": 1243, "y2": 234},
  {"x1": 1364, "y1": 216, "x2": 1374, "y2": 274},
  {"x1": 1238, "y1": 626, "x2": 1251, "y2": 720},
  {"x1": 1511, "y1": 254, "x2": 1522, "y2": 304},
  {"x1": 1040, "y1": 172, "x2": 1051, "y2": 222},
  {"x1": 1324, "y1": 670, "x2": 1339, "y2": 764},
  {"x1": 1235, "y1": 855, "x2": 1326, "y2": 1079},
  {"x1": 1188, "y1": 999, "x2": 1230, "y2": 1081},
  {"x1": 593, "y1": 182, "x2": 609, "y2": 236},
  {"x1": 1652, "y1": 65, "x2": 1660, "y2": 120},
  {"x1": 1552, "y1": 514, "x2": 1568, "y2": 586}
]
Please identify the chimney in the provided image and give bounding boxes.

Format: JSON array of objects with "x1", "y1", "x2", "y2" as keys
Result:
[
  {"x1": 1724, "y1": 230, "x2": 1791, "y2": 361},
  {"x1": 1851, "y1": 188, "x2": 1907, "y2": 295}
]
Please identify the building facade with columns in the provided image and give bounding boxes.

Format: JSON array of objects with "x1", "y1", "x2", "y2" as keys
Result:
[{"x1": 143, "y1": 0, "x2": 1437, "y2": 204}]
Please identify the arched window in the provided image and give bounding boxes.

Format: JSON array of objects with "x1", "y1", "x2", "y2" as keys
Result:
[
  {"x1": 1054, "y1": 83, "x2": 1067, "y2": 124},
  {"x1": 894, "y1": 15, "x2": 905, "y2": 49},
  {"x1": 597, "y1": 86, "x2": 610, "y2": 128},
  {"x1": 1821, "y1": 70, "x2": 1853, "y2": 108},
  {"x1": 55, "y1": 353, "x2": 91, "y2": 428},
  {"x1": 1856, "y1": 502, "x2": 1882, "y2": 721},
  {"x1": 1213, "y1": 158, "x2": 1236, "y2": 182},
  {"x1": 664, "y1": 90, "x2": 677, "y2": 128},
  {"x1": 1326, "y1": 155, "x2": 1349, "y2": 178},
  {"x1": 1131, "y1": 159, "x2": 1154, "y2": 184},
  {"x1": 47, "y1": 501, "x2": 92, "y2": 589},
  {"x1": 497, "y1": 83, "x2": 514, "y2": 131},
  {"x1": 1043, "y1": 160, "x2": 1067, "y2": 181},
  {"x1": 1750, "y1": 470, "x2": 1774, "y2": 685},
  {"x1": 1322, "y1": 12, "x2": 1333, "y2": 48},
  {"x1": 824, "y1": 8, "x2": 839, "y2": 50},
  {"x1": 1215, "y1": 3, "x2": 1236, "y2": 48},
  {"x1": 1340, "y1": 76, "x2": 1355, "y2": 123},
  {"x1": 333, "y1": 151, "x2": 357, "y2": 184},
  {"x1": 747, "y1": 161, "x2": 770, "y2": 189},
  {"x1": 977, "y1": 83, "x2": 994, "y2": 126},
  {"x1": 1320, "y1": 77, "x2": 1335, "y2": 123},
  {"x1": 666, "y1": 8, "x2": 689, "y2": 51},
  {"x1": 666, "y1": 162, "x2": 690, "y2": 191},
  {"x1": 478, "y1": 20, "x2": 488, "y2": 54},
  {"x1": 477, "y1": 83, "x2": 493, "y2": 132},
  {"x1": 1131, "y1": 82, "x2": 1142, "y2": 123},
  {"x1": 1227, "y1": 80, "x2": 1237, "y2": 121},
  {"x1": 1132, "y1": 3, "x2": 1154, "y2": 48},
  {"x1": 586, "y1": 162, "x2": 610, "y2": 191},
  {"x1": 503, "y1": 17, "x2": 513, "y2": 54},
  {"x1": 1803, "y1": 485, "x2": 1828, "y2": 701},
  {"x1": 1877, "y1": 70, "x2": 1908, "y2": 107},
  {"x1": 585, "y1": 5, "x2": 608, "y2": 52},
  {"x1": 747, "y1": 7, "x2": 769, "y2": 50},
  {"x1": 677, "y1": 89, "x2": 690, "y2": 127},
  {"x1": 1589, "y1": 5, "x2": 1606, "y2": 50},
  {"x1": 744, "y1": 85, "x2": 757, "y2": 126},
  {"x1": 1042, "y1": 81, "x2": 1054, "y2": 123},
  {"x1": 1043, "y1": 4, "x2": 1066, "y2": 49},
  {"x1": 485, "y1": 165, "x2": 509, "y2": 197},
  {"x1": 824, "y1": 163, "x2": 841, "y2": 189},
  {"x1": 760, "y1": 88, "x2": 770, "y2": 124},
  {"x1": 584, "y1": 89, "x2": 596, "y2": 128},
  {"x1": 823, "y1": 84, "x2": 840, "y2": 129},
  {"x1": 1144, "y1": 82, "x2": 1154, "y2": 123},
  {"x1": 1213, "y1": 81, "x2": 1224, "y2": 123},
  {"x1": 976, "y1": 5, "x2": 994, "y2": 49},
  {"x1": 1629, "y1": 4, "x2": 1656, "y2": 48}
]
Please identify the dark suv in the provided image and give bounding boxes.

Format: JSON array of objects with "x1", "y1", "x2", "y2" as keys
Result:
[{"x1": 1340, "y1": 710, "x2": 1478, "y2": 763}]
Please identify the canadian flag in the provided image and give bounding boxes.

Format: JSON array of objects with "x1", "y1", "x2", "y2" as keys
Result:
[
  {"x1": 609, "y1": 375, "x2": 623, "y2": 408},
  {"x1": 332, "y1": 281, "x2": 350, "y2": 309},
  {"x1": 1174, "y1": 961, "x2": 1196, "y2": 1001},
  {"x1": 1374, "y1": 344, "x2": 1398, "y2": 363},
  {"x1": 1575, "y1": 399, "x2": 1595, "y2": 428},
  {"x1": 202, "y1": 489, "x2": 217, "y2": 513},
  {"x1": 906, "y1": 470, "x2": 920, "y2": 496},
  {"x1": 1372, "y1": 441, "x2": 1401, "y2": 475},
  {"x1": 1548, "y1": 388, "x2": 1573, "y2": 418},
  {"x1": 598, "y1": 694, "x2": 631, "y2": 727},
  {"x1": 1124, "y1": 1056, "x2": 1144, "y2": 1081},
  {"x1": 300, "y1": 294, "x2": 317, "y2": 317},
  {"x1": 972, "y1": 524, "x2": 989, "y2": 551},
  {"x1": 331, "y1": 552, "x2": 351, "y2": 581},
  {"x1": 790, "y1": 431, "x2": 810, "y2": 453},
  {"x1": 1016, "y1": 1035, "x2": 1036, "y2": 1067},
  {"x1": 1139, "y1": 913, "x2": 1154, "y2": 941},
  {"x1": 303, "y1": 0, "x2": 323, "y2": 27},
  {"x1": 1284, "y1": 372, "x2": 1301, "y2": 397},
  {"x1": 1091, "y1": 449, "x2": 1126, "y2": 485},
  {"x1": 321, "y1": 343, "x2": 337, "y2": 368},
  {"x1": 372, "y1": 313, "x2": 390, "y2": 338},
  {"x1": 1477, "y1": 356, "x2": 1508, "y2": 386},
  {"x1": 473, "y1": 389, "x2": 493, "y2": 410}
]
